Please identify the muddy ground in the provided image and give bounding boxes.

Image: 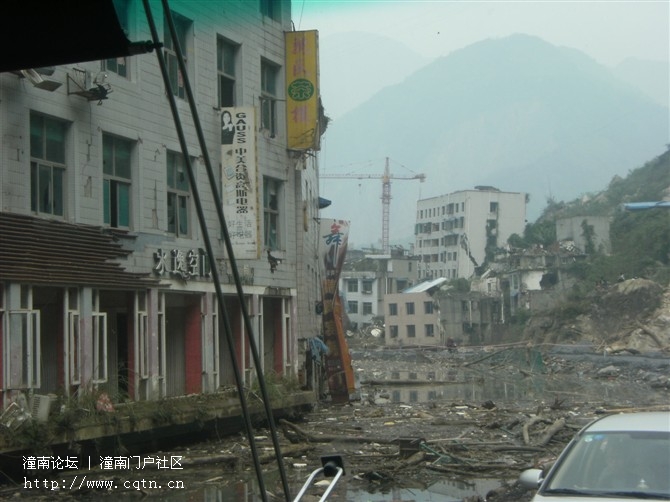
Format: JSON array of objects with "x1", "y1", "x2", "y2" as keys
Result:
[{"x1": 5, "y1": 344, "x2": 669, "y2": 501}]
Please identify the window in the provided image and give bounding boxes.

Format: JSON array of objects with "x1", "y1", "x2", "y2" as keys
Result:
[
  {"x1": 67, "y1": 288, "x2": 81, "y2": 385},
  {"x1": 103, "y1": 0, "x2": 130, "y2": 77},
  {"x1": 30, "y1": 114, "x2": 67, "y2": 216},
  {"x1": 103, "y1": 134, "x2": 132, "y2": 228},
  {"x1": 166, "y1": 151, "x2": 190, "y2": 236},
  {"x1": 164, "y1": 10, "x2": 191, "y2": 99},
  {"x1": 388, "y1": 303, "x2": 398, "y2": 316},
  {"x1": 389, "y1": 325, "x2": 398, "y2": 338},
  {"x1": 263, "y1": 177, "x2": 281, "y2": 250},
  {"x1": 260, "y1": 60, "x2": 279, "y2": 136},
  {"x1": 347, "y1": 301, "x2": 358, "y2": 314},
  {"x1": 347, "y1": 280, "x2": 358, "y2": 293},
  {"x1": 5, "y1": 286, "x2": 41, "y2": 390},
  {"x1": 92, "y1": 312, "x2": 108, "y2": 383},
  {"x1": 424, "y1": 301, "x2": 434, "y2": 314},
  {"x1": 362, "y1": 280, "x2": 373, "y2": 294},
  {"x1": 405, "y1": 302, "x2": 415, "y2": 315},
  {"x1": 407, "y1": 325, "x2": 416, "y2": 337},
  {"x1": 137, "y1": 291, "x2": 149, "y2": 379},
  {"x1": 490, "y1": 201, "x2": 498, "y2": 213},
  {"x1": 260, "y1": 0, "x2": 280, "y2": 21},
  {"x1": 217, "y1": 37, "x2": 237, "y2": 107},
  {"x1": 425, "y1": 324, "x2": 435, "y2": 337},
  {"x1": 362, "y1": 302, "x2": 373, "y2": 315},
  {"x1": 103, "y1": 57, "x2": 128, "y2": 78}
]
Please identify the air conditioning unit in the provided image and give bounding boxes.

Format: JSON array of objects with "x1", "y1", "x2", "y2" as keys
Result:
[
  {"x1": 30, "y1": 394, "x2": 53, "y2": 423},
  {"x1": 19, "y1": 68, "x2": 62, "y2": 91},
  {"x1": 0, "y1": 402, "x2": 31, "y2": 431}
]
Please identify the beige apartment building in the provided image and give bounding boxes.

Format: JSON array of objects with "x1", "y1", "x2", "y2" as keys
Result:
[{"x1": 383, "y1": 278, "x2": 446, "y2": 347}]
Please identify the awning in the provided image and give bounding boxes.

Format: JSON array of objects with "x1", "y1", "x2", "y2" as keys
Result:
[
  {"x1": 318, "y1": 196, "x2": 332, "y2": 209},
  {"x1": 0, "y1": 212, "x2": 160, "y2": 289},
  {"x1": 1, "y1": 0, "x2": 154, "y2": 73}
]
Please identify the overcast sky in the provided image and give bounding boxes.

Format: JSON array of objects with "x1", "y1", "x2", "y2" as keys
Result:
[{"x1": 295, "y1": 0, "x2": 669, "y2": 67}]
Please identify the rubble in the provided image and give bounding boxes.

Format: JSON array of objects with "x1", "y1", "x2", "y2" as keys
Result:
[
  {"x1": 4, "y1": 344, "x2": 667, "y2": 501},
  {"x1": 6, "y1": 280, "x2": 669, "y2": 501}
]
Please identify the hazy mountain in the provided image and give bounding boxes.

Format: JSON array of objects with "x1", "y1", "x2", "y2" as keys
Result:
[
  {"x1": 318, "y1": 34, "x2": 670, "y2": 248},
  {"x1": 319, "y1": 31, "x2": 431, "y2": 119},
  {"x1": 613, "y1": 57, "x2": 670, "y2": 108}
]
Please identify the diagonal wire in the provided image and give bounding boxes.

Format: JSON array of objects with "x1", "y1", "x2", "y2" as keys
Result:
[
  {"x1": 154, "y1": 0, "x2": 292, "y2": 499},
  {"x1": 142, "y1": 2, "x2": 281, "y2": 501}
]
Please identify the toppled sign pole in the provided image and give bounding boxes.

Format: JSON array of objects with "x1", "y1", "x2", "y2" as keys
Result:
[{"x1": 319, "y1": 220, "x2": 358, "y2": 403}]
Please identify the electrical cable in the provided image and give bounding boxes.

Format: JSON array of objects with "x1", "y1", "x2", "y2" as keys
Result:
[
  {"x1": 142, "y1": 2, "x2": 276, "y2": 500},
  {"x1": 158, "y1": 0, "x2": 292, "y2": 498}
]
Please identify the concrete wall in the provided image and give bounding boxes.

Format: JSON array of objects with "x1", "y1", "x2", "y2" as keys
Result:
[{"x1": 0, "y1": 1, "x2": 324, "y2": 402}]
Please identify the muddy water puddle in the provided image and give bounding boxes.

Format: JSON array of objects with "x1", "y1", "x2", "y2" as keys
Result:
[{"x1": 364, "y1": 369, "x2": 651, "y2": 407}]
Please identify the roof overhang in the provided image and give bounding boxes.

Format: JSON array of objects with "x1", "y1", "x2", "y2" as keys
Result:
[{"x1": 1, "y1": 0, "x2": 154, "y2": 73}]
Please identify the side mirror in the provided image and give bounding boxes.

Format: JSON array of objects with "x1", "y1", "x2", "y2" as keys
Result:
[{"x1": 519, "y1": 468, "x2": 544, "y2": 489}]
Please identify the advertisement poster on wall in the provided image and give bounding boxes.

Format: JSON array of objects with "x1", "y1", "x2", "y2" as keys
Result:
[{"x1": 221, "y1": 107, "x2": 259, "y2": 259}]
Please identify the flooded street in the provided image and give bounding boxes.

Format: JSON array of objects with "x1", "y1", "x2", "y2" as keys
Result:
[{"x1": 7, "y1": 346, "x2": 669, "y2": 501}]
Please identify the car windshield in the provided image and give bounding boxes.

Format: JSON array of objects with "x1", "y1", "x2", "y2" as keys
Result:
[{"x1": 544, "y1": 430, "x2": 670, "y2": 498}]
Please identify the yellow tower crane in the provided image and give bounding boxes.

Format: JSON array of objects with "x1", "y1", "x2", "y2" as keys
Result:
[{"x1": 321, "y1": 157, "x2": 426, "y2": 254}]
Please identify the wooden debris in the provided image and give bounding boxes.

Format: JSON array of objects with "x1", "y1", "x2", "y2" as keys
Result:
[{"x1": 536, "y1": 418, "x2": 566, "y2": 446}]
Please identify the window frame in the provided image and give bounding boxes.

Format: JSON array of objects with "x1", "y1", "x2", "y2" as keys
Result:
[
  {"x1": 30, "y1": 113, "x2": 67, "y2": 217},
  {"x1": 217, "y1": 37, "x2": 238, "y2": 108},
  {"x1": 166, "y1": 150, "x2": 191, "y2": 237},
  {"x1": 263, "y1": 176, "x2": 282, "y2": 250},
  {"x1": 102, "y1": 133, "x2": 133, "y2": 229},
  {"x1": 260, "y1": 0, "x2": 281, "y2": 21},
  {"x1": 260, "y1": 60, "x2": 279, "y2": 136},
  {"x1": 163, "y1": 10, "x2": 191, "y2": 99},
  {"x1": 362, "y1": 280, "x2": 373, "y2": 294},
  {"x1": 102, "y1": 0, "x2": 131, "y2": 77}
]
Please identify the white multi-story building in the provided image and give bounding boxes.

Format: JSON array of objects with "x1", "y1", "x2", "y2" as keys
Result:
[
  {"x1": 415, "y1": 187, "x2": 527, "y2": 280},
  {"x1": 0, "y1": 1, "x2": 325, "y2": 407}
]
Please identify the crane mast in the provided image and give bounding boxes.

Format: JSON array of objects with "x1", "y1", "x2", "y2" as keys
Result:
[{"x1": 321, "y1": 157, "x2": 425, "y2": 254}]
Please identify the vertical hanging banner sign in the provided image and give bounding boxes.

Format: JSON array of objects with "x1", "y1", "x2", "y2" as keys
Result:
[
  {"x1": 319, "y1": 219, "x2": 357, "y2": 402},
  {"x1": 285, "y1": 30, "x2": 320, "y2": 150},
  {"x1": 221, "y1": 107, "x2": 259, "y2": 259}
]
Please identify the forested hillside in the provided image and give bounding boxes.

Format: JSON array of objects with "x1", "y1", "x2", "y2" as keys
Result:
[{"x1": 520, "y1": 149, "x2": 670, "y2": 284}]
